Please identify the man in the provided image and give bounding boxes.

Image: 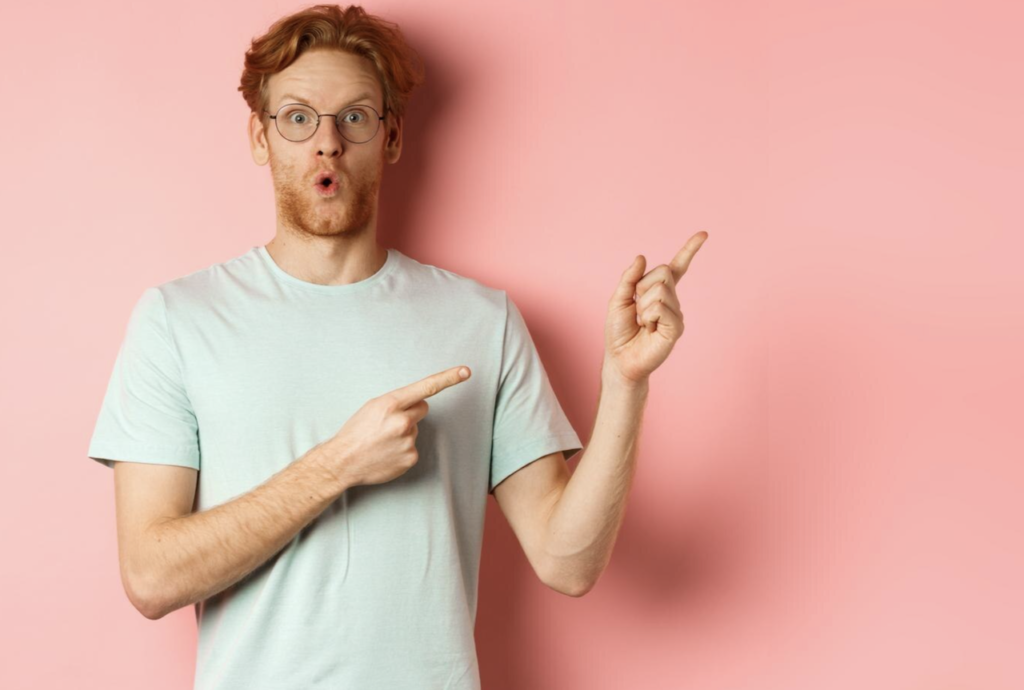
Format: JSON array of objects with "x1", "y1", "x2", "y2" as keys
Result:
[{"x1": 87, "y1": 5, "x2": 706, "y2": 689}]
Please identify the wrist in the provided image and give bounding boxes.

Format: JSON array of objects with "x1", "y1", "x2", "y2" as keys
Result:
[
  {"x1": 601, "y1": 358, "x2": 649, "y2": 395},
  {"x1": 304, "y1": 442, "x2": 353, "y2": 498}
]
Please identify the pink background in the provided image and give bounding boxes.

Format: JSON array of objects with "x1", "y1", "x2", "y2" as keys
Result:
[{"x1": 2, "y1": 1, "x2": 1022, "y2": 688}]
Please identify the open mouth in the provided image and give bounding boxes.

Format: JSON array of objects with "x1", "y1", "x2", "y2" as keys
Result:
[{"x1": 314, "y1": 172, "x2": 340, "y2": 195}]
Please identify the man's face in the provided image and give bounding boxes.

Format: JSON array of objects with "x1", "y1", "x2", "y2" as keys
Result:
[{"x1": 248, "y1": 49, "x2": 402, "y2": 240}]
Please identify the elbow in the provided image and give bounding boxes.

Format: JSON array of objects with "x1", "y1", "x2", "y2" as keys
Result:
[
  {"x1": 549, "y1": 578, "x2": 593, "y2": 598},
  {"x1": 139, "y1": 598, "x2": 169, "y2": 621},
  {"x1": 541, "y1": 558, "x2": 598, "y2": 598},
  {"x1": 124, "y1": 568, "x2": 169, "y2": 621},
  {"x1": 565, "y1": 577, "x2": 595, "y2": 598},
  {"x1": 542, "y1": 569, "x2": 595, "y2": 598}
]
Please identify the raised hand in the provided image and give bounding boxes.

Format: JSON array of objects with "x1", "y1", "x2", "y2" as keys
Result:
[{"x1": 604, "y1": 232, "x2": 708, "y2": 387}]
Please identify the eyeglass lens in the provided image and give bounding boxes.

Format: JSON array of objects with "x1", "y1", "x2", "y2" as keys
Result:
[{"x1": 275, "y1": 104, "x2": 381, "y2": 143}]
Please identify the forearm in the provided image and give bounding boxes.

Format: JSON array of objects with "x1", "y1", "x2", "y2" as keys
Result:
[
  {"x1": 543, "y1": 359, "x2": 649, "y2": 594},
  {"x1": 135, "y1": 446, "x2": 349, "y2": 619}
]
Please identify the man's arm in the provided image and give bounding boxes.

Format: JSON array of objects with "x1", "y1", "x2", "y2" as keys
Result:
[
  {"x1": 129, "y1": 446, "x2": 349, "y2": 620},
  {"x1": 542, "y1": 359, "x2": 649, "y2": 596},
  {"x1": 498, "y1": 240, "x2": 703, "y2": 597},
  {"x1": 543, "y1": 238, "x2": 704, "y2": 594}
]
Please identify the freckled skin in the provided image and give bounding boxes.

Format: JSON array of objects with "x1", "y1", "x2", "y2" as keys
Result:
[
  {"x1": 268, "y1": 141, "x2": 383, "y2": 242},
  {"x1": 247, "y1": 48, "x2": 402, "y2": 248}
]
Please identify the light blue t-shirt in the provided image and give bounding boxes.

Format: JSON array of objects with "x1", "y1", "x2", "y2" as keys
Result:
[{"x1": 87, "y1": 244, "x2": 582, "y2": 690}]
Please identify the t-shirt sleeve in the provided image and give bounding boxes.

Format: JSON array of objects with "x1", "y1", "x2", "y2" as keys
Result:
[
  {"x1": 489, "y1": 292, "x2": 583, "y2": 494},
  {"x1": 87, "y1": 287, "x2": 200, "y2": 470}
]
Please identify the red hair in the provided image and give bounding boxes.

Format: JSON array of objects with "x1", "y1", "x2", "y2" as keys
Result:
[{"x1": 238, "y1": 4, "x2": 425, "y2": 121}]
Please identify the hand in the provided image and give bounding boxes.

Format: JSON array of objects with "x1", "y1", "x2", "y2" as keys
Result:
[
  {"x1": 604, "y1": 232, "x2": 708, "y2": 387},
  {"x1": 315, "y1": 365, "x2": 472, "y2": 489}
]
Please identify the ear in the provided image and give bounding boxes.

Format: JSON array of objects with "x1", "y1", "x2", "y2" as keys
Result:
[
  {"x1": 249, "y1": 110, "x2": 270, "y2": 166},
  {"x1": 383, "y1": 112, "x2": 403, "y2": 165}
]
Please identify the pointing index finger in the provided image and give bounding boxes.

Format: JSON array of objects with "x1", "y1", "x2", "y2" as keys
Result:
[
  {"x1": 669, "y1": 232, "x2": 708, "y2": 283},
  {"x1": 390, "y1": 366, "x2": 471, "y2": 409}
]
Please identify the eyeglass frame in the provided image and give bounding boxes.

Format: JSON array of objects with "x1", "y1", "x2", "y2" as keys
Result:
[{"x1": 261, "y1": 102, "x2": 389, "y2": 143}]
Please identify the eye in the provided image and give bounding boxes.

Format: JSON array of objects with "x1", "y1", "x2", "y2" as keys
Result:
[{"x1": 343, "y1": 111, "x2": 365, "y2": 124}]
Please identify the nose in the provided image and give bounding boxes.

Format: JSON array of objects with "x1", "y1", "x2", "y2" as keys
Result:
[{"x1": 313, "y1": 115, "x2": 345, "y2": 157}]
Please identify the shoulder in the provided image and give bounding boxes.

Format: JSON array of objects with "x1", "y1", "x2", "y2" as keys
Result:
[{"x1": 147, "y1": 247, "x2": 258, "y2": 313}]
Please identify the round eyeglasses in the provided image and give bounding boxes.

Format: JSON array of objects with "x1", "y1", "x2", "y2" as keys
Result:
[{"x1": 263, "y1": 103, "x2": 387, "y2": 144}]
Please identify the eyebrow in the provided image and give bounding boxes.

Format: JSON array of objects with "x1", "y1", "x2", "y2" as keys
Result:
[{"x1": 277, "y1": 92, "x2": 375, "y2": 110}]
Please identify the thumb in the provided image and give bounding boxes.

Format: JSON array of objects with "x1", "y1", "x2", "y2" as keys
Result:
[{"x1": 610, "y1": 254, "x2": 646, "y2": 309}]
